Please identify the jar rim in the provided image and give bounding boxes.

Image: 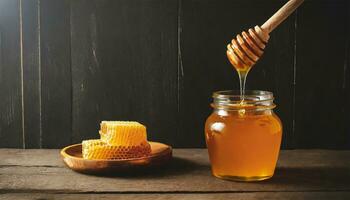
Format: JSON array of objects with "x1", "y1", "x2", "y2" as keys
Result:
[{"x1": 213, "y1": 90, "x2": 273, "y2": 102}]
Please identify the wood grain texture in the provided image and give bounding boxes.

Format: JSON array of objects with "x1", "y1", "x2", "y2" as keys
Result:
[
  {"x1": 40, "y1": 0, "x2": 72, "y2": 148},
  {"x1": 0, "y1": 0, "x2": 23, "y2": 148},
  {"x1": 22, "y1": 0, "x2": 41, "y2": 148},
  {"x1": 295, "y1": 0, "x2": 349, "y2": 149},
  {"x1": 345, "y1": 0, "x2": 350, "y2": 149},
  {"x1": 180, "y1": 0, "x2": 295, "y2": 148},
  {"x1": 1, "y1": 192, "x2": 350, "y2": 200},
  {"x1": 70, "y1": 0, "x2": 179, "y2": 146},
  {"x1": 1, "y1": 149, "x2": 349, "y2": 193}
]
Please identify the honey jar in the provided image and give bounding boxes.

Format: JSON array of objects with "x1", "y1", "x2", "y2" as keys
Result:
[{"x1": 205, "y1": 90, "x2": 282, "y2": 181}]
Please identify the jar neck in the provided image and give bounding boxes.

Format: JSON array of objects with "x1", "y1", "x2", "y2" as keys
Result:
[
  {"x1": 211, "y1": 90, "x2": 276, "y2": 112},
  {"x1": 213, "y1": 108, "x2": 274, "y2": 116}
]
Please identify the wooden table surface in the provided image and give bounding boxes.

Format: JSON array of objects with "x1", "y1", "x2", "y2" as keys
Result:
[{"x1": 1, "y1": 149, "x2": 350, "y2": 199}]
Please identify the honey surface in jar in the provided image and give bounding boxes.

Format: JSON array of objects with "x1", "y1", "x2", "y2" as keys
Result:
[{"x1": 205, "y1": 107, "x2": 282, "y2": 180}]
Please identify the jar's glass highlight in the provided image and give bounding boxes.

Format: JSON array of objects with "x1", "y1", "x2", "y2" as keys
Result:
[{"x1": 205, "y1": 90, "x2": 282, "y2": 181}]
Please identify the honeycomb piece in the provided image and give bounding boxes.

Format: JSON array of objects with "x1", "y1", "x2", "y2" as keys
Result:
[
  {"x1": 82, "y1": 139, "x2": 151, "y2": 160},
  {"x1": 100, "y1": 121, "x2": 140, "y2": 134},
  {"x1": 99, "y1": 121, "x2": 147, "y2": 146}
]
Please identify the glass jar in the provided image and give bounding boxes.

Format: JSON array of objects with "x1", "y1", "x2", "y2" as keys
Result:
[{"x1": 205, "y1": 90, "x2": 282, "y2": 181}]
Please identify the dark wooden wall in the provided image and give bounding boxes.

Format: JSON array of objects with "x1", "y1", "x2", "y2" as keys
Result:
[{"x1": 0, "y1": 0, "x2": 349, "y2": 149}]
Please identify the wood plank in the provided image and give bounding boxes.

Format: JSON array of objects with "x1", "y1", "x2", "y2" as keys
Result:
[
  {"x1": 2, "y1": 149, "x2": 350, "y2": 168},
  {"x1": 295, "y1": 0, "x2": 349, "y2": 148},
  {"x1": 0, "y1": 0, "x2": 23, "y2": 148},
  {"x1": 69, "y1": 0, "x2": 179, "y2": 146},
  {"x1": 22, "y1": 0, "x2": 41, "y2": 148},
  {"x1": 1, "y1": 192, "x2": 350, "y2": 200},
  {"x1": 180, "y1": 0, "x2": 295, "y2": 148},
  {"x1": 346, "y1": 1, "x2": 350, "y2": 149},
  {"x1": 0, "y1": 149, "x2": 349, "y2": 192},
  {"x1": 0, "y1": 149, "x2": 62, "y2": 167},
  {"x1": 40, "y1": 0, "x2": 72, "y2": 148}
]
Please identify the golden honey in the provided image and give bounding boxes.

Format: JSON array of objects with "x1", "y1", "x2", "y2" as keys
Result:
[{"x1": 205, "y1": 90, "x2": 282, "y2": 181}]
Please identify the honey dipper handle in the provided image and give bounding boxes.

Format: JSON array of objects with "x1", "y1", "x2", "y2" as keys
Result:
[{"x1": 261, "y1": 0, "x2": 304, "y2": 33}]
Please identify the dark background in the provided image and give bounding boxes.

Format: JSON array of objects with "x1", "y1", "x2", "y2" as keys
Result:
[{"x1": 0, "y1": 0, "x2": 349, "y2": 149}]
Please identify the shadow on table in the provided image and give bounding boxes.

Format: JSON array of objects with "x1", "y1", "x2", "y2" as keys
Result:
[
  {"x1": 86, "y1": 156, "x2": 210, "y2": 178},
  {"x1": 265, "y1": 166, "x2": 350, "y2": 188}
]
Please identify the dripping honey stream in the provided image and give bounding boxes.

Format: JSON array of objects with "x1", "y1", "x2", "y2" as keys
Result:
[{"x1": 226, "y1": 0, "x2": 304, "y2": 103}]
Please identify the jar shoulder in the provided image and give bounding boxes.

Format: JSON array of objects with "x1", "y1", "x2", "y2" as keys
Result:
[{"x1": 205, "y1": 111, "x2": 282, "y2": 128}]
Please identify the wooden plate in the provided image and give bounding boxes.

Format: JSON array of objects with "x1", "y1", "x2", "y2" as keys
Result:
[{"x1": 61, "y1": 142, "x2": 172, "y2": 174}]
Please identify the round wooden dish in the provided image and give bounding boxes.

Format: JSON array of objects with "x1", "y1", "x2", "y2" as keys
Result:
[{"x1": 61, "y1": 142, "x2": 172, "y2": 174}]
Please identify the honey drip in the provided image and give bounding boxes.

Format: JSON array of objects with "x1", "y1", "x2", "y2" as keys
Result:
[
  {"x1": 226, "y1": 26, "x2": 268, "y2": 104},
  {"x1": 226, "y1": 0, "x2": 304, "y2": 105},
  {"x1": 237, "y1": 69, "x2": 250, "y2": 103}
]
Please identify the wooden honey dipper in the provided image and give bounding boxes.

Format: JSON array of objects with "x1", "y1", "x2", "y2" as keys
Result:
[{"x1": 227, "y1": 0, "x2": 304, "y2": 72}]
